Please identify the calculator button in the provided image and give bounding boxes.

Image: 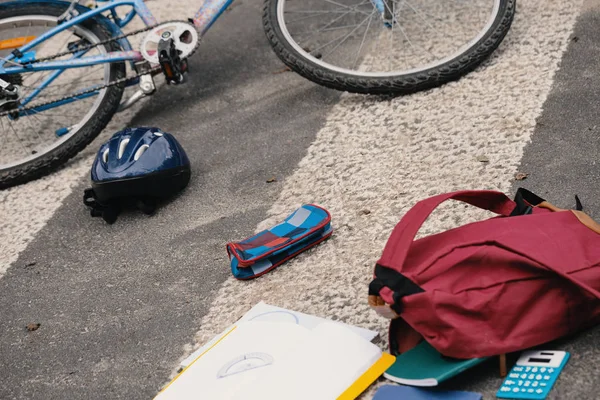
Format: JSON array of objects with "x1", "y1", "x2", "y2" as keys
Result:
[
  {"x1": 509, "y1": 373, "x2": 520, "y2": 379},
  {"x1": 548, "y1": 368, "x2": 555, "y2": 373},
  {"x1": 524, "y1": 381, "x2": 531, "y2": 387},
  {"x1": 532, "y1": 367, "x2": 538, "y2": 373},
  {"x1": 514, "y1": 367, "x2": 524, "y2": 372},
  {"x1": 528, "y1": 374, "x2": 535, "y2": 380},
  {"x1": 544, "y1": 375, "x2": 551, "y2": 380},
  {"x1": 536, "y1": 374, "x2": 542, "y2": 380},
  {"x1": 520, "y1": 374, "x2": 527, "y2": 379},
  {"x1": 521, "y1": 388, "x2": 527, "y2": 393},
  {"x1": 512, "y1": 388, "x2": 520, "y2": 393},
  {"x1": 525, "y1": 367, "x2": 532, "y2": 372},
  {"x1": 500, "y1": 387, "x2": 511, "y2": 392},
  {"x1": 536, "y1": 389, "x2": 544, "y2": 394},
  {"x1": 540, "y1": 367, "x2": 546, "y2": 373},
  {"x1": 518, "y1": 380, "x2": 524, "y2": 386},
  {"x1": 505, "y1": 380, "x2": 515, "y2": 386},
  {"x1": 532, "y1": 382, "x2": 539, "y2": 387},
  {"x1": 540, "y1": 383, "x2": 548, "y2": 387},
  {"x1": 527, "y1": 389, "x2": 534, "y2": 393}
]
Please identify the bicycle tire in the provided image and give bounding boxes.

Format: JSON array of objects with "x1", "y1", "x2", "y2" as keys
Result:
[
  {"x1": 263, "y1": 0, "x2": 516, "y2": 95},
  {"x1": 0, "y1": 1, "x2": 126, "y2": 189}
]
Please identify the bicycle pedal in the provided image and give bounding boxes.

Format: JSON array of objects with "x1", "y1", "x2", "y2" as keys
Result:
[{"x1": 158, "y1": 36, "x2": 189, "y2": 85}]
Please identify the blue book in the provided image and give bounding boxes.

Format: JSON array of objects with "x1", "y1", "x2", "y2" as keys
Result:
[{"x1": 373, "y1": 385, "x2": 482, "y2": 400}]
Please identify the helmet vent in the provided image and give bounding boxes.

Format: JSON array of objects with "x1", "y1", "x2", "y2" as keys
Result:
[
  {"x1": 133, "y1": 144, "x2": 150, "y2": 161},
  {"x1": 118, "y1": 138, "x2": 130, "y2": 159},
  {"x1": 102, "y1": 148, "x2": 109, "y2": 164}
]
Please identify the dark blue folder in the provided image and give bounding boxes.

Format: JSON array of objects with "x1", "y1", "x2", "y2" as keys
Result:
[{"x1": 373, "y1": 385, "x2": 482, "y2": 400}]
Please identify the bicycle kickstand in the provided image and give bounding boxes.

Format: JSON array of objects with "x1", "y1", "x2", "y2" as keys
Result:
[{"x1": 117, "y1": 63, "x2": 157, "y2": 112}]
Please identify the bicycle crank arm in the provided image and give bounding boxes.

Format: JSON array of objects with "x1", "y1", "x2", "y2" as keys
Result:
[{"x1": 117, "y1": 73, "x2": 156, "y2": 112}]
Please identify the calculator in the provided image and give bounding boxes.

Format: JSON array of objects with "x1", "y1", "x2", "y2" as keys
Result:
[{"x1": 496, "y1": 350, "x2": 569, "y2": 400}]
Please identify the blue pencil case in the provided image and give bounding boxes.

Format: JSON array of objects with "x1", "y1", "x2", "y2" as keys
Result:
[{"x1": 226, "y1": 204, "x2": 333, "y2": 280}]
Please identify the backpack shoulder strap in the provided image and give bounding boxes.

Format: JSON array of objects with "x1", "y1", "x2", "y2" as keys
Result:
[
  {"x1": 378, "y1": 190, "x2": 516, "y2": 270},
  {"x1": 376, "y1": 189, "x2": 600, "y2": 303}
]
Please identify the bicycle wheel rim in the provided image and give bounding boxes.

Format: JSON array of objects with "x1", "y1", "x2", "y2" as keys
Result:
[
  {"x1": 276, "y1": 0, "x2": 502, "y2": 77},
  {"x1": 0, "y1": 15, "x2": 109, "y2": 171}
]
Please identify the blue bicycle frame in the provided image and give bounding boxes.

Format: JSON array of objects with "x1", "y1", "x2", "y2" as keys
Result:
[
  {"x1": 0, "y1": 0, "x2": 235, "y2": 115},
  {"x1": 0, "y1": 0, "x2": 389, "y2": 116}
]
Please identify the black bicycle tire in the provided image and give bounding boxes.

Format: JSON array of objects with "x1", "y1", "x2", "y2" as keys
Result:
[
  {"x1": 263, "y1": 0, "x2": 516, "y2": 95},
  {"x1": 0, "y1": 1, "x2": 126, "y2": 189}
]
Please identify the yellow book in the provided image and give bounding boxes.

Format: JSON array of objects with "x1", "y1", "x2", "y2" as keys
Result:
[
  {"x1": 155, "y1": 321, "x2": 394, "y2": 400},
  {"x1": 338, "y1": 352, "x2": 396, "y2": 400}
]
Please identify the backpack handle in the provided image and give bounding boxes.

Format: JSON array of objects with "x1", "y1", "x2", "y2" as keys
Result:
[
  {"x1": 378, "y1": 190, "x2": 517, "y2": 268},
  {"x1": 377, "y1": 190, "x2": 600, "y2": 300}
]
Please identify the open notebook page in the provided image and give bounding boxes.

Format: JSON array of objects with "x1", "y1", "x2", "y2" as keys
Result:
[
  {"x1": 155, "y1": 321, "x2": 312, "y2": 400},
  {"x1": 230, "y1": 321, "x2": 383, "y2": 400}
]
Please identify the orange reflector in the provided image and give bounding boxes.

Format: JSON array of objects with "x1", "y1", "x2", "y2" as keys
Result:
[{"x1": 0, "y1": 36, "x2": 36, "y2": 50}]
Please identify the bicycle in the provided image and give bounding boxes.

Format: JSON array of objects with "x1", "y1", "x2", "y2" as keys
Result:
[{"x1": 0, "y1": 0, "x2": 515, "y2": 188}]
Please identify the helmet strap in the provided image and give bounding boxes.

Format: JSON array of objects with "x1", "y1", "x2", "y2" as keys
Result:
[
  {"x1": 135, "y1": 197, "x2": 157, "y2": 215},
  {"x1": 83, "y1": 188, "x2": 121, "y2": 224}
]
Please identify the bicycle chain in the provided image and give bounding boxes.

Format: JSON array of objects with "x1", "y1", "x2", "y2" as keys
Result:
[
  {"x1": 0, "y1": 66, "x2": 161, "y2": 117},
  {"x1": 26, "y1": 23, "x2": 158, "y2": 64},
  {"x1": 1, "y1": 19, "x2": 195, "y2": 118}
]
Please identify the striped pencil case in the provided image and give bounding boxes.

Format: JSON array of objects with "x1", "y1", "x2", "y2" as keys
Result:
[{"x1": 226, "y1": 204, "x2": 333, "y2": 280}]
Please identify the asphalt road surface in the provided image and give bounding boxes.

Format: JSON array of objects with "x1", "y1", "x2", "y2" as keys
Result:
[
  {"x1": 1, "y1": 0, "x2": 600, "y2": 399},
  {"x1": 0, "y1": 0, "x2": 340, "y2": 398}
]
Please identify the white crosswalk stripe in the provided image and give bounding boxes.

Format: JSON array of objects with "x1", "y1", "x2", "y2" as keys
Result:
[{"x1": 183, "y1": 1, "x2": 582, "y2": 398}]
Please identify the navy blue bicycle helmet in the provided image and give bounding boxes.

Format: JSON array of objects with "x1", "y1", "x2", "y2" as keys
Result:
[{"x1": 83, "y1": 127, "x2": 191, "y2": 224}]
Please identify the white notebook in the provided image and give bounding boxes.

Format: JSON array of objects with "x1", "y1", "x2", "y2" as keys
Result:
[
  {"x1": 180, "y1": 301, "x2": 379, "y2": 369},
  {"x1": 156, "y1": 321, "x2": 387, "y2": 400}
]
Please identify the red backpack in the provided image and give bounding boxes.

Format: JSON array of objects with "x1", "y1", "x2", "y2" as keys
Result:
[{"x1": 368, "y1": 189, "x2": 600, "y2": 359}]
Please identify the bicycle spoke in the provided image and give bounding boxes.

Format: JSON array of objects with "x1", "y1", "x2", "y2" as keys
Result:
[
  {"x1": 352, "y1": 7, "x2": 375, "y2": 68},
  {"x1": 295, "y1": 22, "x2": 371, "y2": 36},
  {"x1": 442, "y1": 0, "x2": 488, "y2": 7},
  {"x1": 389, "y1": 1, "x2": 395, "y2": 70},
  {"x1": 319, "y1": 0, "x2": 372, "y2": 16},
  {"x1": 381, "y1": 0, "x2": 437, "y2": 62},
  {"x1": 395, "y1": 0, "x2": 409, "y2": 70},
  {"x1": 28, "y1": 110, "x2": 47, "y2": 128},
  {"x1": 320, "y1": 11, "x2": 374, "y2": 60},
  {"x1": 22, "y1": 71, "x2": 53, "y2": 99},
  {"x1": 27, "y1": 73, "x2": 105, "y2": 97},
  {"x1": 402, "y1": 0, "x2": 444, "y2": 37},
  {"x1": 294, "y1": 1, "x2": 371, "y2": 47},
  {"x1": 286, "y1": 7, "x2": 368, "y2": 24},
  {"x1": 23, "y1": 112, "x2": 44, "y2": 144},
  {"x1": 27, "y1": 110, "x2": 84, "y2": 118},
  {"x1": 286, "y1": 0, "x2": 370, "y2": 15},
  {"x1": 3, "y1": 118, "x2": 30, "y2": 155},
  {"x1": 300, "y1": 9, "x2": 363, "y2": 46},
  {"x1": 285, "y1": 9, "x2": 360, "y2": 13}
]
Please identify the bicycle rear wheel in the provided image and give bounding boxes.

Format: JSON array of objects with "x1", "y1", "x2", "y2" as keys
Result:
[
  {"x1": 0, "y1": 1, "x2": 126, "y2": 189},
  {"x1": 263, "y1": 0, "x2": 515, "y2": 94}
]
